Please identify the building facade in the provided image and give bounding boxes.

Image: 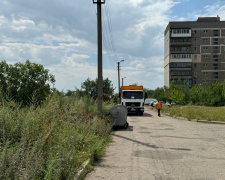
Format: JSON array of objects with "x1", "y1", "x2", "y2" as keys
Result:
[{"x1": 164, "y1": 16, "x2": 225, "y2": 87}]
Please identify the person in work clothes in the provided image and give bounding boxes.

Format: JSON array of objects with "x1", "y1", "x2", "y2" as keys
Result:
[{"x1": 156, "y1": 101, "x2": 162, "y2": 117}]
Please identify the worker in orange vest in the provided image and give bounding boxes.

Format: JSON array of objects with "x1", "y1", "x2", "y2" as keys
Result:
[{"x1": 156, "y1": 100, "x2": 162, "y2": 117}]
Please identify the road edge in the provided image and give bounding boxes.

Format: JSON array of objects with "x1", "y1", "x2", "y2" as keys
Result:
[
  {"x1": 74, "y1": 158, "x2": 92, "y2": 180},
  {"x1": 163, "y1": 112, "x2": 225, "y2": 125}
]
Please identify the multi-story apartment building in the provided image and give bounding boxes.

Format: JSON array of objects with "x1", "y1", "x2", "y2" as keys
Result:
[{"x1": 164, "y1": 16, "x2": 225, "y2": 87}]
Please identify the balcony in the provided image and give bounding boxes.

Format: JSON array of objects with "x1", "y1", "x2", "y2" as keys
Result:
[
  {"x1": 171, "y1": 50, "x2": 191, "y2": 53},
  {"x1": 170, "y1": 67, "x2": 192, "y2": 71},
  {"x1": 170, "y1": 75, "x2": 192, "y2": 79},
  {"x1": 170, "y1": 41, "x2": 192, "y2": 46},
  {"x1": 171, "y1": 29, "x2": 191, "y2": 37}
]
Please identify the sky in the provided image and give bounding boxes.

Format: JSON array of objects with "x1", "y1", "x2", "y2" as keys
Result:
[{"x1": 0, "y1": 0, "x2": 225, "y2": 93}]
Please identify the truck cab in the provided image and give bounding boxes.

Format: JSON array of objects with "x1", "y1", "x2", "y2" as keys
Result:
[{"x1": 121, "y1": 86, "x2": 145, "y2": 115}]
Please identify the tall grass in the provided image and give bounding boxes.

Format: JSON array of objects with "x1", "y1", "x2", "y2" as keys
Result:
[
  {"x1": 0, "y1": 94, "x2": 113, "y2": 179},
  {"x1": 162, "y1": 105, "x2": 225, "y2": 122}
]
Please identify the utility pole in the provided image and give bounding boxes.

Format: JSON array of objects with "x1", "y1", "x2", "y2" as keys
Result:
[
  {"x1": 117, "y1": 60, "x2": 124, "y2": 103},
  {"x1": 122, "y1": 77, "x2": 126, "y2": 86},
  {"x1": 117, "y1": 62, "x2": 120, "y2": 96},
  {"x1": 93, "y1": 0, "x2": 105, "y2": 117}
]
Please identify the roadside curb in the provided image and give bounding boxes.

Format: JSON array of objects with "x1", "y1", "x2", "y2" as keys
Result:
[
  {"x1": 74, "y1": 157, "x2": 92, "y2": 180},
  {"x1": 163, "y1": 112, "x2": 225, "y2": 125}
]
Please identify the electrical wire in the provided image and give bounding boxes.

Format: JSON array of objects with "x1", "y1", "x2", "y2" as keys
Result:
[{"x1": 92, "y1": 0, "x2": 118, "y2": 69}]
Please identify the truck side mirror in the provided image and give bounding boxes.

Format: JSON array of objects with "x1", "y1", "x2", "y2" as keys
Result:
[{"x1": 144, "y1": 92, "x2": 147, "y2": 100}]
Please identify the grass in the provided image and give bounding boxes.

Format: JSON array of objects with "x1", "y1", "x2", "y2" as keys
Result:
[
  {"x1": 162, "y1": 105, "x2": 225, "y2": 122},
  {"x1": 0, "y1": 94, "x2": 113, "y2": 179}
]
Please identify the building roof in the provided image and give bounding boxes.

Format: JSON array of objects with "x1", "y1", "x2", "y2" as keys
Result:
[{"x1": 164, "y1": 16, "x2": 225, "y2": 35}]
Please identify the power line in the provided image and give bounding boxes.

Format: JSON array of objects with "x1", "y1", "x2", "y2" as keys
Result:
[
  {"x1": 92, "y1": 1, "x2": 117, "y2": 68},
  {"x1": 105, "y1": 0, "x2": 118, "y2": 62}
]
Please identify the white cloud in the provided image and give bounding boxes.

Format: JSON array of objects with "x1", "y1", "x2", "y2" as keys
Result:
[{"x1": 3, "y1": 0, "x2": 215, "y2": 92}]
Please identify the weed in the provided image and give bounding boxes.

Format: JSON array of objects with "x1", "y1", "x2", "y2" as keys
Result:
[{"x1": 0, "y1": 94, "x2": 113, "y2": 179}]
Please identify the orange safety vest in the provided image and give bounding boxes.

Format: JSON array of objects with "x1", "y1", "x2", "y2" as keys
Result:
[{"x1": 156, "y1": 102, "x2": 162, "y2": 110}]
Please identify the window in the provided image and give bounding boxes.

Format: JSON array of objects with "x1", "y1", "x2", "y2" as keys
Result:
[
  {"x1": 213, "y1": 55, "x2": 218, "y2": 62},
  {"x1": 194, "y1": 39, "x2": 197, "y2": 43},
  {"x1": 182, "y1": 47, "x2": 188, "y2": 51},
  {"x1": 171, "y1": 54, "x2": 191, "y2": 59},
  {"x1": 194, "y1": 64, "x2": 196, "y2": 68},
  {"x1": 214, "y1": 63, "x2": 218, "y2": 70},
  {"x1": 193, "y1": 30, "x2": 197, "y2": 34},
  {"x1": 214, "y1": 72, "x2": 218, "y2": 79},
  {"x1": 171, "y1": 70, "x2": 192, "y2": 76},
  {"x1": 214, "y1": 38, "x2": 218, "y2": 45},
  {"x1": 203, "y1": 38, "x2": 208, "y2": 41},
  {"x1": 172, "y1": 29, "x2": 190, "y2": 34},
  {"x1": 203, "y1": 64, "x2": 208, "y2": 67},
  {"x1": 203, "y1": 30, "x2": 208, "y2": 33},
  {"x1": 214, "y1": 46, "x2": 219, "y2": 53},
  {"x1": 203, "y1": 55, "x2": 208, "y2": 58},
  {"x1": 204, "y1": 72, "x2": 208, "y2": 75},
  {"x1": 203, "y1": 46, "x2": 208, "y2": 50},
  {"x1": 170, "y1": 62, "x2": 192, "y2": 68},
  {"x1": 194, "y1": 55, "x2": 197, "y2": 60},
  {"x1": 194, "y1": 47, "x2": 197, "y2": 52},
  {"x1": 194, "y1": 72, "x2": 197, "y2": 77},
  {"x1": 213, "y1": 30, "x2": 218, "y2": 36}
]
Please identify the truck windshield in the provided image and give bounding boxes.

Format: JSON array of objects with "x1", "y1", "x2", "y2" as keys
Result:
[{"x1": 123, "y1": 91, "x2": 143, "y2": 99}]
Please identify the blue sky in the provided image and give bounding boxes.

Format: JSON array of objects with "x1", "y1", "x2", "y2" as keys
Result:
[{"x1": 0, "y1": 0, "x2": 225, "y2": 93}]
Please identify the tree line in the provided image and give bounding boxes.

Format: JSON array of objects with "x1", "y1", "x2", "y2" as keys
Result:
[
  {"x1": 145, "y1": 80, "x2": 225, "y2": 106},
  {"x1": 1, "y1": 60, "x2": 225, "y2": 107}
]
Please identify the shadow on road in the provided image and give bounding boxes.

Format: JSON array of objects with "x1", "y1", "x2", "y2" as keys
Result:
[
  {"x1": 113, "y1": 125, "x2": 133, "y2": 131},
  {"x1": 113, "y1": 134, "x2": 159, "y2": 149},
  {"x1": 128, "y1": 112, "x2": 153, "y2": 117}
]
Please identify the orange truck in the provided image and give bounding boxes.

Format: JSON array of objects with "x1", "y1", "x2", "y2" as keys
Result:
[{"x1": 121, "y1": 85, "x2": 146, "y2": 115}]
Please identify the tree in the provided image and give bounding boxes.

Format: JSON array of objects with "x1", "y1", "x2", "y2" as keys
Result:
[
  {"x1": 65, "y1": 90, "x2": 76, "y2": 96},
  {"x1": 81, "y1": 77, "x2": 114, "y2": 101},
  {"x1": 0, "y1": 60, "x2": 55, "y2": 106}
]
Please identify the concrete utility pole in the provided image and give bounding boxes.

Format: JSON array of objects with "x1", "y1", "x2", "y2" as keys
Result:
[
  {"x1": 117, "y1": 60, "x2": 124, "y2": 103},
  {"x1": 93, "y1": 0, "x2": 105, "y2": 117}
]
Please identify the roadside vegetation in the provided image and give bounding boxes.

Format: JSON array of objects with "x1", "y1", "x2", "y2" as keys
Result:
[
  {"x1": 0, "y1": 94, "x2": 113, "y2": 179},
  {"x1": 145, "y1": 80, "x2": 225, "y2": 121},
  {"x1": 0, "y1": 61, "x2": 114, "y2": 179},
  {"x1": 161, "y1": 105, "x2": 225, "y2": 122}
]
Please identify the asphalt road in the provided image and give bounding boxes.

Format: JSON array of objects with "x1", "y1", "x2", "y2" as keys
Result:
[{"x1": 85, "y1": 106, "x2": 225, "y2": 180}]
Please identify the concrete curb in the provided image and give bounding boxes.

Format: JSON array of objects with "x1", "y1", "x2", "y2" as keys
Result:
[{"x1": 74, "y1": 158, "x2": 92, "y2": 180}]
